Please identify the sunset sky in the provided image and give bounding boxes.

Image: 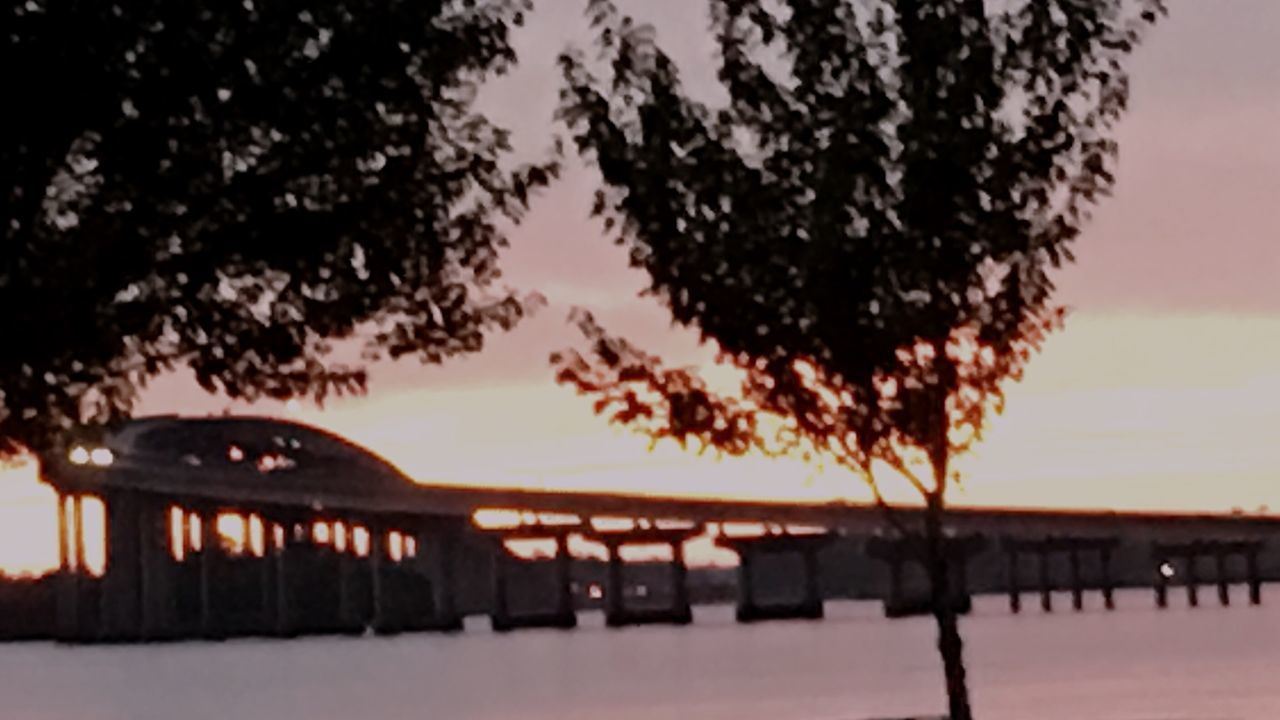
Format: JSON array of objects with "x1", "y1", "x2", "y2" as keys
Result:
[{"x1": 2, "y1": 0, "x2": 1278, "y2": 574}]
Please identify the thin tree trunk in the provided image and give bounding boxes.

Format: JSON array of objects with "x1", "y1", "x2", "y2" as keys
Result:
[{"x1": 924, "y1": 492, "x2": 972, "y2": 720}]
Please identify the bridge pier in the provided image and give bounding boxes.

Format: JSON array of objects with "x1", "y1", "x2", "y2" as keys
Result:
[
  {"x1": 1185, "y1": 553, "x2": 1199, "y2": 607},
  {"x1": 1153, "y1": 540, "x2": 1264, "y2": 610},
  {"x1": 197, "y1": 506, "x2": 227, "y2": 640},
  {"x1": 1216, "y1": 551, "x2": 1230, "y2": 607},
  {"x1": 1069, "y1": 549, "x2": 1083, "y2": 611},
  {"x1": 99, "y1": 490, "x2": 143, "y2": 641},
  {"x1": 334, "y1": 522, "x2": 360, "y2": 632},
  {"x1": 60, "y1": 491, "x2": 187, "y2": 644},
  {"x1": 1247, "y1": 546, "x2": 1262, "y2": 605},
  {"x1": 868, "y1": 534, "x2": 982, "y2": 618},
  {"x1": 1155, "y1": 558, "x2": 1169, "y2": 608},
  {"x1": 98, "y1": 491, "x2": 179, "y2": 642},
  {"x1": 1002, "y1": 536, "x2": 1119, "y2": 614},
  {"x1": 417, "y1": 520, "x2": 465, "y2": 632},
  {"x1": 489, "y1": 528, "x2": 577, "y2": 632},
  {"x1": 1100, "y1": 546, "x2": 1115, "y2": 610},
  {"x1": 1006, "y1": 547, "x2": 1021, "y2": 613},
  {"x1": 719, "y1": 532, "x2": 832, "y2": 623},
  {"x1": 271, "y1": 518, "x2": 298, "y2": 638},
  {"x1": 590, "y1": 525, "x2": 698, "y2": 628},
  {"x1": 368, "y1": 523, "x2": 391, "y2": 634},
  {"x1": 137, "y1": 496, "x2": 177, "y2": 640},
  {"x1": 1038, "y1": 548, "x2": 1052, "y2": 612},
  {"x1": 889, "y1": 555, "x2": 906, "y2": 610}
]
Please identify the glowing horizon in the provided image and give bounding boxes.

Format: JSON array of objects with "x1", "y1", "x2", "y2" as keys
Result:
[{"x1": 1, "y1": 311, "x2": 1277, "y2": 577}]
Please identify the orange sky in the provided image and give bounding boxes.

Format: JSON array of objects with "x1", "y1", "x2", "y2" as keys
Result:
[{"x1": 2, "y1": 0, "x2": 1278, "y2": 575}]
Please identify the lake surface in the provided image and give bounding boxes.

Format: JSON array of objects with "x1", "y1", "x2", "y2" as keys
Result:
[{"x1": 1, "y1": 590, "x2": 1275, "y2": 720}]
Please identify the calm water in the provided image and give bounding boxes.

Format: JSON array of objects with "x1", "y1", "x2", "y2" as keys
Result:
[{"x1": 1, "y1": 590, "x2": 1276, "y2": 720}]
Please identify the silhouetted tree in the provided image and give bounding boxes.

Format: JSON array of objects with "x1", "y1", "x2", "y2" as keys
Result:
[
  {"x1": 1, "y1": 0, "x2": 554, "y2": 457},
  {"x1": 555, "y1": 1, "x2": 1164, "y2": 717}
]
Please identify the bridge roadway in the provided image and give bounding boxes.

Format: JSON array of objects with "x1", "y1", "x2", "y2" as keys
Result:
[
  {"x1": 56, "y1": 446, "x2": 1280, "y2": 539},
  {"x1": 397, "y1": 482, "x2": 1280, "y2": 539}
]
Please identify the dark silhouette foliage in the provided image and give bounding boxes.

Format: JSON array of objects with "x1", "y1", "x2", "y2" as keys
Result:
[
  {"x1": 555, "y1": 1, "x2": 1164, "y2": 717},
  {"x1": 1, "y1": 0, "x2": 554, "y2": 457}
]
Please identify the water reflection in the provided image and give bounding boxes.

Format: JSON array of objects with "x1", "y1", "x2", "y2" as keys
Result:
[{"x1": 0, "y1": 592, "x2": 1275, "y2": 720}]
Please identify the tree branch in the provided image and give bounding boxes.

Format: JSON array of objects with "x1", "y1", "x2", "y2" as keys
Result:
[{"x1": 881, "y1": 448, "x2": 932, "y2": 499}]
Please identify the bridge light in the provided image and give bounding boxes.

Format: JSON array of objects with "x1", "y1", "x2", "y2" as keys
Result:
[
  {"x1": 68, "y1": 446, "x2": 91, "y2": 465},
  {"x1": 68, "y1": 445, "x2": 113, "y2": 467}
]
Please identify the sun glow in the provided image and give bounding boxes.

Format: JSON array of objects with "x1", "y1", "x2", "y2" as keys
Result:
[{"x1": 0, "y1": 314, "x2": 1278, "y2": 576}]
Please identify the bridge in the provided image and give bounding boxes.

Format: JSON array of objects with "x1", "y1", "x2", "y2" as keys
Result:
[{"x1": 34, "y1": 415, "x2": 1280, "y2": 643}]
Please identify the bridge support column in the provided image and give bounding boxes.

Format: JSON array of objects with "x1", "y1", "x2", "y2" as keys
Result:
[
  {"x1": 1185, "y1": 553, "x2": 1199, "y2": 608},
  {"x1": 1155, "y1": 540, "x2": 1265, "y2": 610},
  {"x1": 100, "y1": 490, "x2": 144, "y2": 641},
  {"x1": 1155, "y1": 560, "x2": 1169, "y2": 609},
  {"x1": 604, "y1": 541, "x2": 624, "y2": 624},
  {"x1": 1069, "y1": 549, "x2": 1083, "y2": 612},
  {"x1": 272, "y1": 521, "x2": 296, "y2": 638},
  {"x1": 1246, "y1": 547, "x2": 1262, "y2": 605},
  {"x1": 554, "y1": 533, "x2": 574, "y2": 620},
  {"x1": 598, "y1": 530, "x2": 695, "y2": 628},
  {"x1": 803, "y1": 543, "x2": 823, "y2": 610},
  {"x1": 488, "y1": 530, "x2": 577, "y2": 632},
  {"x1": 721, "y1": 533, "x2": 830, "y2": 623},
  {"x1": 889, "y1": 555, "x2": 906, "y2": 611},
  {"x1": 334, "y1": 523, "x2": 358, "y2": 632},
  {"x1": 1038, "y1": 549, "x2": 1052, "y2": 613},
  {"x1": 419, "y1": 522, "x2": 463, "y2": 632},
  {"x1": 490, "y1": 539, "x2": 512, "y2": 631},
  {"x1": 369, "y1": 524, "x2": 391, "y2": 634},
  {"x1": 868, "y1": 534, "x2": 981, "y2": 618},
  {"x1": 1006, "y1": 536, "x2": 1118, "y2": 615},
  {"x1": 138, "y1": 495, "x2": 177, "y2": 640},
  {"x1": 1006, "y1": 548, "x2": 1021, "y2": 614},
  {"x1": 1100, "y1": 546, "x2": 1115, "y2": 611},
  {"x1": 1216, "y1": 552, "x2": 1230, "y2": 607},
  {"x1": 672, "y1": 541, "x2": 691, "y2": 620},
  {"x1": 736, "y1": 545, "x2": 758, "y2": 621}
]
